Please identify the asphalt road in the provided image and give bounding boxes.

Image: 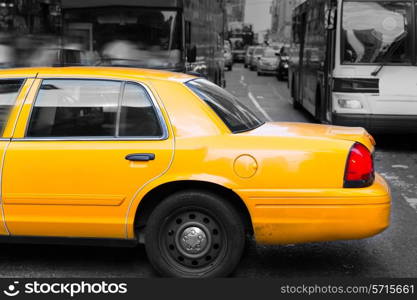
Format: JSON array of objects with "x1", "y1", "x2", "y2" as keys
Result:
[{"x1": 0, "y1": 64, "x2": 416, "y2": 278}]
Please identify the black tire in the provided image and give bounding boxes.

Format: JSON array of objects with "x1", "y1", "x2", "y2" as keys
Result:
[
  {"x1": 277, "y1": 72, "x2": 283, "y2": 81},
  {"x1": 257, "y1": 71, "x2": 262, "y2": 76},
  {"x1": 145, "y1": 190, "x2": 245, "y2": 278},
  {"x1": 244, "y1": 64, "x2": 247, "y2": 68}
]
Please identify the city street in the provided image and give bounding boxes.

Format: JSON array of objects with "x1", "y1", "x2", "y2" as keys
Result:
[{"x1": 0, "y1": 64, "x2": 416, "y2": 278}]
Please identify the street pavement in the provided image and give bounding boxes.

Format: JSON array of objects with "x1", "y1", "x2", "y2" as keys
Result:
[{"x1": 0, "y1": 64, "x2": 416, "y2": 278}]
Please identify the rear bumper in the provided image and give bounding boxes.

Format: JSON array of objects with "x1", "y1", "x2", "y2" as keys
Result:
[
  {"x1": 235, "y1": 173, "x2": 391, "y2": 245},
  {"x1": 332, "y1": 113, "x2": 417, "y2": 133}
]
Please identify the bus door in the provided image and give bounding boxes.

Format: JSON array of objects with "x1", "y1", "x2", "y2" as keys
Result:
[
  {"x1": 323, "y1": 2, "x2": 337, "y2": 123},
  {"x1": 298, "y1": 12, "x2": 308, "y2": 105}
]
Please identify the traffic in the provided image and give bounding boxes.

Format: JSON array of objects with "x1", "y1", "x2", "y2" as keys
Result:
[{"x1": 0, "y1": 0, "x2": 415, "y2": 280}]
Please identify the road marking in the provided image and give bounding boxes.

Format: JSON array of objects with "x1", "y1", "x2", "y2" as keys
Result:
[
  {"x1": 248, "y1": 91, "x2": 273, "y2": 121},
  {"x1": 240, "y1": 75, "x2": 247, "y2": 87},
  {"x1": 402, "y1": 194, "x2": 417, "y2": 211},
  {"x1": 392, "y1": 165, "x2": 409, "y2": 169},
  {"x1": 268, "y1": 82, "x2": 292, "y2": 105}
]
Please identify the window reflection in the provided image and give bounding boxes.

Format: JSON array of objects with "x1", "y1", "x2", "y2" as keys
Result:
[
  {"x1": 342, "y1": 1, "x2": 412, "y2": 64},
  {"x1": 186, "y1": 79, "x2": 264, "y2": 133},
  {"x1": 119, "y1": 83, "x2": 162, "y2": 137},
  {"x1": 0, "y1": 80, "x2": 23, "y2": 135},
  {"x1": 27, "y1": 80, "x2": 120, "y2": 137}
]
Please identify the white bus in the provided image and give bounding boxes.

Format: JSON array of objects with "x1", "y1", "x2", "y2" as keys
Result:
[{"x1": 289, "y1": 0, "x2": 416, "y2": 133}]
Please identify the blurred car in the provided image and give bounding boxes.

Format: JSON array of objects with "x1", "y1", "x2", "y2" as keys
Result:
[
  {"x1": 224, "y1": 44, "x2": 233, "y2": 71},
  {"x1": 230, "y1": 38, "x2": 246, "y2": 62},
  {"x1": 257, "y1": 48, "x2": 279, "y2": 76},
  {"x1": 29, "y1": 47, "x2": 88, "y2": 67},
  {"x1": 244, "y1": 46, "x2": 255, "y2": 68},
  {"x1": 276, "y1": 46, "x2": 290, "y2": 81},
  {"x1": 249, "y1": 46, "x2": 264, "y2": 71}
]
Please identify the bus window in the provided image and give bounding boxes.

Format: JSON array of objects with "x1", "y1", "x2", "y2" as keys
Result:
[
  {"x1": 342, "y1": 1, "x2": 412, "y2": 64},
  {"x1": 64, "y1": 7, "x2": 182, "y2": 68}
]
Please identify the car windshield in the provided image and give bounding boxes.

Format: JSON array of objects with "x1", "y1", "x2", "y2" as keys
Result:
[
  {"x1": 186, "y1": 79, "x2": 265, "y2": 133},
  {"x1": 342, "y1": 1, "x2": 412, "y2": 64},
  {"x1": 64, "y1": 7, "x2": 182, "y2": 68},
  {"x1": 264, "y1": 49, "x2": 276, "y2": 58}
]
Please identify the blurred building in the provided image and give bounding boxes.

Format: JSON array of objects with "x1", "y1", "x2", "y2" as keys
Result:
[
  {"x1": 270, "y1": 0, "x2": 304, "y2": 44},
  {"x1": 226, "y1": 0, "x2": 245, "y2": 23}
]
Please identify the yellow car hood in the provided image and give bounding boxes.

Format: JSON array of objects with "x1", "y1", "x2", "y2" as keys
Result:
[{"x1": 247, "y1": 122, "x2": 376, "y2": 151}]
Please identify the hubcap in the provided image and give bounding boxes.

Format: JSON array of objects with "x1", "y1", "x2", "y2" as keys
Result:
[
  {"x1": 179, "y1": 226, "x2": 208, "y2": 255},
  {"x1": 160, "y1": 209, "x2": 226, "y2": 270}
]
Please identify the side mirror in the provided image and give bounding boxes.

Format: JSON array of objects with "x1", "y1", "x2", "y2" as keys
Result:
[{"x1": 325, "y1": 7, "x2": 337, "y2": 30}]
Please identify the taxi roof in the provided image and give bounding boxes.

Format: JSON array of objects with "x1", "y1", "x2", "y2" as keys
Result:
[{"x1": 0, "y1": 67, "x2": 197, "y2": 83}]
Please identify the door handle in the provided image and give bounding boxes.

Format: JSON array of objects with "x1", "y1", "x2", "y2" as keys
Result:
[{"x1": 125, "y1": 153, "x2": 155, "y2": 162}]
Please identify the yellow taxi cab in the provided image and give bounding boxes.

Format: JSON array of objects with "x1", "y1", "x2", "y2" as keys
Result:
[{"x1": 0, "y1": 67, "x2": 390, "y2": 277}]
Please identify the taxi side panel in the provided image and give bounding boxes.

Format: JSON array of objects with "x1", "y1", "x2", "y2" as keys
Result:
[
  {"x1": 0, "y1": 78, "x2": 37, "y2": 236},
  {"x1": 2, "y1": 77, "x2": 175, "y2": 239}
]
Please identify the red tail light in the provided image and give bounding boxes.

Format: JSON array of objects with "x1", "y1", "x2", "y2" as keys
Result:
[{"x1": 344, "y1": 143, "x2": 374, "y2": 188}]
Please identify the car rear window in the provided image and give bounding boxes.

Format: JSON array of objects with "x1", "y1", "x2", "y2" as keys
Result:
[{"x1": 186, "y1": 79, "x2": 264, "y2": 133}]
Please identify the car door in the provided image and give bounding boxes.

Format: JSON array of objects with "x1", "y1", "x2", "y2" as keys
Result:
[
  {"x1": 2, "y1": 78, "x2": 174, "y2": 239},
  {"x1": 0, "y1": 78, "x2": 36, "y2": 236}
]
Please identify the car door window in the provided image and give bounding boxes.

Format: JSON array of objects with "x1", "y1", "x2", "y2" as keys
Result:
[
  {"x1": 118, "y1": 83, "x2": 163, "y2": 137},
  {"x1": 0, "y1": 79, "x2": 24, "y2": 136},
  {"x1": 27, "y1": 80, "x2": 120, "y2": 137}
]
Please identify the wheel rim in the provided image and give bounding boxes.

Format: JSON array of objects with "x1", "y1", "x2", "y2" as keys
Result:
[{"x1": 159, "y1": 207, "x2": 226, "y2": 272}]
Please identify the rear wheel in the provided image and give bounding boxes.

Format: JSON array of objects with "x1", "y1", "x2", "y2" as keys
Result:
[{"x1": 145, "y1": 190, "x2": 245, "y2": 278}]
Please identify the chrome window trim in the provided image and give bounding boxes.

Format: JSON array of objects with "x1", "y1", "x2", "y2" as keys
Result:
[
  {"x1": 12, "y1": 136, "x2": 167, "y2": 142},
  {"x1": 22, "y1": 78, "x2": 169, "y2": 141}
]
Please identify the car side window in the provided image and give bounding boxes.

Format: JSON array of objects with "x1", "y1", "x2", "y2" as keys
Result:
[
  {"x1": 118, "y1": 83, "x2": 163, "y2": 137},
  {"x1": 0, "y1": 79, "x2": 24, "y2": 136},
  {"x1": 27, "y1": 80, "x2": 120, "y2": 137}
]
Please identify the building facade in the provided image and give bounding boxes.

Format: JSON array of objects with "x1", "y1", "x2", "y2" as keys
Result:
[
  {"x1": 225, "y1": 0, "x2": 245, "y2": 24},
  {"x1": 270, "y1": 0, "x2": 304, "y2": 44}
]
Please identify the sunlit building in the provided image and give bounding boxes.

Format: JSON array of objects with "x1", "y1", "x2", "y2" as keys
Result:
[
  {"x1": 226, "y1": 0, "x2": 245, "y2": 23},
  {"x1": 270, "y1": 0, "x2": 304, "y2": 43}
]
